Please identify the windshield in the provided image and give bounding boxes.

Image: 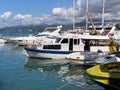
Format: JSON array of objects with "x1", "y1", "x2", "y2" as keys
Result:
[
  {"x1": 56, "y1": 38, "x2": 62, "y2": 43},
  {"x1": 36, "y1": 34, "x2": 50, "y2": 37}
]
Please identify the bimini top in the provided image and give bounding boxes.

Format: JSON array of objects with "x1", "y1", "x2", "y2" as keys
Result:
[{"x1": 81, "y1": 35, "x2": 109, "y2": 40}]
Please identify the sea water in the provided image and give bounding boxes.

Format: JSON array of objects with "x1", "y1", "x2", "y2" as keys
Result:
[
  {"x1": 0, "y1": 30, "x2": 104, "y2": 90},
  {"x1": 0, "y1": 44, "x2": 104, "y2": 90}
]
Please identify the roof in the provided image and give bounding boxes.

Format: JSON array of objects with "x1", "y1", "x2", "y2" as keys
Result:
[{"x1": 81, "y1": 35, "x2": 109, "y2": 40}]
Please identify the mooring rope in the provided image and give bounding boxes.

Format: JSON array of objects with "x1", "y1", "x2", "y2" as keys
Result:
[{"x1": 56, "y1": 70, "x2": 86, "y2": 90}]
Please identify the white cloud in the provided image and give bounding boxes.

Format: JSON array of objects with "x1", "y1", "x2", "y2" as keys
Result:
[
  {"x1": 76, "y1": 0, "x2": 81, "y2": 9},
  {"x1": 52, "y1": 8, "x2": 72, "y2": 17},
  {"x1": 0, "y1": 0, "x2": 120, "y2": 28},
  {"x1": 52, "y1": 8, "x2": 64, "y2": 15},
  {"x1": 13, "y1": 14, "x2": 33, "y2": 25},
  {"x1": 0, "y1": 11, "x2": 12, "y2": 19},
  {"x1": 14, "y1": 14, "x2": 32, "y2": 20}
]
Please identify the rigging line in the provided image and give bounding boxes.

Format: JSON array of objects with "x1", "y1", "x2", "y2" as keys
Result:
[
  {"x1": 56, "y1": 69, "x2": 86, "y2": 90},
  {"x1": 56, "y1": 82, "x2": 70, "y2": 90}
]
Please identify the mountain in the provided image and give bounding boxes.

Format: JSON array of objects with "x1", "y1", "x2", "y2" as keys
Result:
[{"x1": 0, "y1": 19, "x2": 119, "y2": 33}]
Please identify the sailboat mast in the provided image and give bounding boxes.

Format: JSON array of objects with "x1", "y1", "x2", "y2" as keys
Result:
[
  {"x1": 102, "y1": 0, "x2": 105, "y2": 27},
  {"x1": 73, "y1": 0, "x2": 75, "y2": 30},
  {"x1": 86, "y1": 0, "x2": 88, "y2": 30}
]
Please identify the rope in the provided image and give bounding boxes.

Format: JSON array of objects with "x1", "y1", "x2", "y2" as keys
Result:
[
  {"x1": 56, "y1": 82, "x2": 70, "y2": 90},
  {"x1": 56, "y1": 70, "x2": 86, "y2": 90}
]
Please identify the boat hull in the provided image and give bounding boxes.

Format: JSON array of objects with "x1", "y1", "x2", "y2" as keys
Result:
[
  {"x1": 68, "y1": 55, "x2": 118, "y2": 65},
  {"x1": 66, "y1": 52, "x2": 117, "y2": 65},
  {"x1": 69, "y1": 59, "x2": 102, "y2": 65},
  {"x1": 0, "y1": 39, "x2": 6, "y2": 44},
  {"x1": 25, "y1": 47, "x2": 73, "y2": 59},
  {"x1": 87, "y1": 62, "x2": 120, "y2": 89}
]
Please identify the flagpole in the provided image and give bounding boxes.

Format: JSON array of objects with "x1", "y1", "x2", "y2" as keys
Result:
[
  {"x1": 73, "y1": 0, "x2": 75, "y2": 30},
  {"x1": 86, "y1": 0, "x2": 88, "y2": 30},
  {"x1": 102, "y1": 0, "x2": 105, "y2": 27}
]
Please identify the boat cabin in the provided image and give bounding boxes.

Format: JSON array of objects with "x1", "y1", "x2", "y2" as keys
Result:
[
  {"x1": 81, "y1": 35, "x2": 110, "y2": 52},
  {"x1": 42, "y1": 36, "x2": 84, "y2": 51},
  {"x1": 36, "y1": 35, "x2": 110, "y2": 53}
]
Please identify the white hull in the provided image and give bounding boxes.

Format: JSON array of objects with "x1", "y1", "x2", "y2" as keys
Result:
[
  {"x1": 69, "y1": 59, "x2": 101, "y2": 65},
  {"x1": 66, "y1": 52, "x2": 119, "y2": 65},
  {"x1": 65, "y1": 52, "x2": 105, "y2": 60},
  {"x1": 0, "y1": 39, "x2": 6, "y2": 44},
  {"x1": 26, "y1": 52, "x2": 67, "y2": 59},
  {"x1": 25, "y1": 48, "x2": 71, "y2": 59}
]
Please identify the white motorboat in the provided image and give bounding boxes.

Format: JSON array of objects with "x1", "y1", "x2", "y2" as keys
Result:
[
  {"x1": 66, "y1": 52, "x2": 120, "y2": 65},
  {"x1": 10, "y1": 25, "x2": 62, "y2": 46},
  {"x1": 24, "y1": 0, "x2": 119, "y2": 60},
  {"x1": 24, "y1": 33, "x2": 113, "y2": 59},
  {"x1": 0, "y1": 39, "x2": 6, "y2": 44},
  {"x1": 0, "y1": 36, "x2": 7, "y2": 44}
]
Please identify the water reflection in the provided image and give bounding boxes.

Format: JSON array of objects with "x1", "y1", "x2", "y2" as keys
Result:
[
  {"x1": 0, "y1": 44, "x2": 5, "y2": 50},
  {"x1": 10, "y1": 45, "x2": 26, "y2": 55},
  {"x1": 24, "y1": 58, "x2": 104, "y2": 90},
  {"x1": 24, "y1": 58, "x2": 69, "y2": 71}
]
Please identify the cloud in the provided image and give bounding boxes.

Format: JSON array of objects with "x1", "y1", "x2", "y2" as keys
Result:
[
  {"x1": 0, "y1": 11, "x2": 12, "y2": 27},
  {"x1": 0, "y1": 0, "x2": 120, "y2": 28},
  {"x1": 76, "y1": 0, "x2": 81, "y2": 9},
  {"x1": 86, "y1": 0, "x2": 120, "y2": 20},
  {"x1": 52, "y1": 7, "x2": 73, "y2": 18},
  {"x1": 0, "y1": 11, "x2": 12, "y2": 19},
  {"x1": 13, "y1": 14, "x2": 33, "y2": 25},
  {"x1": 14, "y1": 14, "x2": 32, "y2": 20},
  {"x1": 52, "y1": 8, "x2": 67, "y2": 16},
  {"x1": 52, "y1": 0, "x2": 82, "y2": 24},
  {"x1": 49, "y1": 0, "x2": 120, "y2": 25}
]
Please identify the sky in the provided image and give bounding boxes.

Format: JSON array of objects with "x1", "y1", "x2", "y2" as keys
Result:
[{"x1": 0, "y1": 0, "x2": 120, "y2": 28}]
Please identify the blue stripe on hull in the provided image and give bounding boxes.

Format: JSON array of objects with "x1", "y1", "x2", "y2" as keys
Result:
[{"x1": 25, "y1": 47, "x2": 73, "y2": 55}]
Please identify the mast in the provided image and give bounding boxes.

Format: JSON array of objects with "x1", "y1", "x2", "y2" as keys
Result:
[
  {"x1": 86, "y1": 0, "x2": 88, "y2": 30},
  {"x1": 73, "y1": 0, "x2": 75, "y2": 30},
  {"x1": 102, "y1": 0, "x2": 105, "y2": 27}
]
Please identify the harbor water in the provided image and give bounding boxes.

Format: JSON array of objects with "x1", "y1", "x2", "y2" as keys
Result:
[
  {"x1": 0, "y1": 31, "x2": 105, "y2": 90},
  {"x1": 0, "y1": 44, "x2": 105, "y2": 90}
]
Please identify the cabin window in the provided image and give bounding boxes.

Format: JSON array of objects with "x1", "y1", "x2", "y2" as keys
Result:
[
  {"x1": 36, "y1": 34, "x2": 49, "y2": 37},
  {"x1": 43, "y1": 45, "x2": 61, "y2": 49},
  {"x1": 83, "y1": 39, "x2": 109, "y2": 46},
  {"x1": 89, "y1": 40, "x2": 99, "y2": 46},
  {"x1": 78, "y1": 39, "x2": 80, "y2": 44},
  {"x1": 47, "y1": 36, "x2": 56, "y2": 39},
  {"x1": 18, "y1": 40, "x2": 22, "y2": 42},
  {"x1": 56, "y1": 38, "x2": 62, "y2": 43},
  {"x1": 98, "y1": 40, "x2": 109, "y2": 46},
  {"x1": 61, "y1": 38, "x2": 68, "y2": 43},
  {"x1": 74, "y1": 39, "x2": 79, "y2": 45},
  {"x1": 74, "y1": 39, "x2": 77, "y2": 44}
]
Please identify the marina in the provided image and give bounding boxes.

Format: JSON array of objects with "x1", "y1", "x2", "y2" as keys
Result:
[
  {"x1": 0, "y1": 22, "x2": 120, "y2": 90},
  {"x1": 0, "y1": 27, "x2": 119, "y2": 90},
  {"x1": 0, "y1": 0, "x2": 120, "y2": 89},
  {"x1": 0, "y1": 43, "x2": 105, "y2": 90}
]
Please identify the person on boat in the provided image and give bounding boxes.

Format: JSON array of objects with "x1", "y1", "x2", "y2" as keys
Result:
[
  {"x1": 108, "y1": 34, "x2": 117, "y2": 53},
  {"x1": 28, "y1": 40, "x2": 36, "y2": 48}
]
